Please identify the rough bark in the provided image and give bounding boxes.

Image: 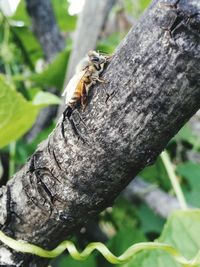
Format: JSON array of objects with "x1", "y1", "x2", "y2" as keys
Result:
[{"x1": 0, "y1": 0, "x2": 200, "y2": 266}]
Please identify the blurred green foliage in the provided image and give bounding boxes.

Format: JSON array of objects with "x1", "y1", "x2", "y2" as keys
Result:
[
  {"x1": 173, "y1": 124, "x2": 200, "y2": 150},
  {"x1": 177, "y1": 163, "x2": 200, "y2": 207},
  {"x1": 12, "y1": 26, "x2": 43, "y2": 67},
  {"x1": 55, "y1": 253, "x2": 96, "y2": 267},
  {"x1": 122, "y1": 210, "x2": 200, "y2": 267},
  {"x1": 136, "y1": 204, "x2": 165, "y2": 235},
  {"x1": 12, "y1": 0, "x2": 30, "y2": 26},
  {"x1": 52, "y1": 0, "x2": 77, "y2": 32},
  {"x1": 0, "y1": 0, "x2": 72, "y2": 161},
  {"x1": 0, "y1": 75, "x2": 60, "y2": 148},
  {"x1": 125, "y1": 0, "x2": 151, "y2": 17},
  {"x1": 30, "y1": 49, "x2": 70, "y2": 90}
]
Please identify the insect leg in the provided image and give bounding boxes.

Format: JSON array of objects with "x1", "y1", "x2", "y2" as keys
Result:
[
  {"x1": 62, "y1": 106, "x2": 86, "y2": 142},
  {"x1": 105, "y1": 55, "x2": 113, "y2": 62},
  {"x1": 95, "y1": 77, "x2": 114, "y2": 104},
  {"x1": 159, "y1": 0, "x2": 180, "y2": 9},
  {"x1": 185, "y1": 12, "x2": 200, "y2": 24},
  {"x1": 74, "y1": 110, "x2": 88, "y2": 130},
  {"x1": 61, "y1": 106, "x2": 73, "y2": 139},
  {"x1": 69, "y1": 117, "x2": 86, "y2": 142},
  {"x1": 105, "y1": 90, "x2": 116, "y2": 105},
  {"x1": 94, "y1": 77, "x2": 108, "y2": 84}
]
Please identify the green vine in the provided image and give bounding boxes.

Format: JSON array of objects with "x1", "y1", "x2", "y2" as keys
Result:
[
  {"x1": 160, "y1": 150, "x2": 188, "y2": 209},
  {"x1": 0, "y1": 230, "x2": 200, "y2": 266}
]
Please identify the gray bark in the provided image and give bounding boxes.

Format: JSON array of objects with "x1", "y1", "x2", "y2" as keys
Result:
[{"x1": 1, "y1": 0, "x2": 200, "y2": 266}]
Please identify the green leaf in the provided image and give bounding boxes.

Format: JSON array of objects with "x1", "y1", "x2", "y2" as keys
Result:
[
  {"x1": 0, "y1": 75, "x2": 58, "y2": 148},
  {"x1": 52, "y1": 0, "x2": 77, "y2": 32},
  {"x1": 137, "y1": 204, "x2": 165, "y2": 234},
  {"x1": 15, "y1": 124, "x2": 55, "y2": 165},
  {"x1": 30, "y1": 49, "x2": 70, "y2": 90},
  {"x1": 98, "y1": 33, "x2": 122, "y2": 54},
  {"x1": 12, "y1": 26, "x2": 43, "y2": 67},
  {"x1": 103, "y1": 197, "x2": 138, "y2": 230},
  {"x1": 108, "y1": 226, "x2": 146, "y2": 256},
  {"x1": 177, "y1": 162, "x2": 200, "y2": 207},
  {"x1": 121, "y1": 210, "x2": 200, "y2": 267},
  {"x1": 139, "y1": 157, "x2": 171, "y2": 191},
  {"x1": 159, "y1": 210, "x2": 200, "y2": 259},
  {"x1": 124, "y1": 0, "x2": 151, "y2": 17},
  {"x1": 11, "y1": 0, "x2": 30, "y2": 26},
  {"x1": 140, "y1": 0, "x2": 151, "y2": 11},
  {"x1": 32, "y1": 91, "x2": 61, "y2": 107},
  {"x1": 173, "y1": 124, "x2": 200, "y2": 149},
  {"x1": 123, "y1": 250, "x2": 179, "y2": 267},
  {"x1": 99, "y1": 225, "x2": 146, "y2": 267},
  {"x1": 55, "y1": 253, "x2": 96, "y2": 267},
  {"x1": 13, "y1": 0, "x2": 76, "y2": 32},
  {"x1": 0, "y1": 76, "x2": 38, "y2": 148}
]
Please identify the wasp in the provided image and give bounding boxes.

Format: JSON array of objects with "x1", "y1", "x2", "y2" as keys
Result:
[{"x1": 61, "y1": 50, "x2": 111, "y2": 140}]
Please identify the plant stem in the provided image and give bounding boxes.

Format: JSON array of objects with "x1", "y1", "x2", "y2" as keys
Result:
[
  {"x1": 9, "y1": 142, "x2": 16, "y2": 178},
  {"x1": 160, "y1": 150, "x2": 188, "y2": 210},
  {"x1": 2, "y1": 18, "x2": 12, "y2": 81},
  {"x1": 0, "y1": 229, "x2": 199, "y2": 266}
]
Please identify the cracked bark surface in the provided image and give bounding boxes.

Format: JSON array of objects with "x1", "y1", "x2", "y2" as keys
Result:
[{"x1": 0, "y1": 0, "x2": 200, "y2": 266}]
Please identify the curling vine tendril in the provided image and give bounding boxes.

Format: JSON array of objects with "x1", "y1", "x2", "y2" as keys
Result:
[{"x1": 0, "y1": 230, "x2": 200, "y2": 266}]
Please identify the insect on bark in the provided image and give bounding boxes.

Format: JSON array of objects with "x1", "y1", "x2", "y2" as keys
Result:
[{"x1": 61, "y1": 51, "x2": 111, "y2": 141}]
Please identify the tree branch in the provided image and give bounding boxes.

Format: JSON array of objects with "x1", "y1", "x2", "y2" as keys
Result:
[
  {"x1": 1, "y1": 0, "x2": 200, "y2": 265},
  {"x1": 124, "y1": 177, "x2": 181, "y2": 218},
  {"x1": 25, "y1": 0, "x2": 65, "y2": 62}
]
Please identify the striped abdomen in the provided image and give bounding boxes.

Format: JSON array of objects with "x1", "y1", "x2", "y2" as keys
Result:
[{"x1": 68, "y1": 75, "x2": 92, "y2": 109}]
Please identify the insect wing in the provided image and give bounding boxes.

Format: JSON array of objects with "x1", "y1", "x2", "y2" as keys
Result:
[
  {"x1": 75, "y1": 57, "x2": 89, "y2": 73},
  {"x1": 62, "y1": 71, "x2": 86, "y2": 104}
]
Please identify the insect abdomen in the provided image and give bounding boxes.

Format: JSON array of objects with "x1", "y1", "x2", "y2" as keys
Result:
[{"x1": 68, "y1": 82, "x2": 84, "y2": 108}]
